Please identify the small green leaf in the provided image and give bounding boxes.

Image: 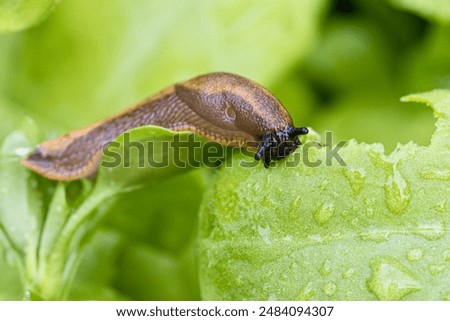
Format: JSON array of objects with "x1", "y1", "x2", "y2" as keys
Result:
[{"x1": 0, "y1": 118, "x2": 49, "y2": 299}]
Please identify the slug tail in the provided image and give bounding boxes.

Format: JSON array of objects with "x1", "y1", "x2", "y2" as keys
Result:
[{"x1": 21, "y1": 147, "x2": 102, "y2": 181}]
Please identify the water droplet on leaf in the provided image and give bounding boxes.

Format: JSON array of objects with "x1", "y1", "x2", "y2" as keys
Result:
[
  {"x1": 342, "y1": 268, "x2": 355, "y2": 279},
  {"x1": 368, "y1": 149, "x2": 391, "y2": 172},
  {"x1": 291, "y1": 197, "x2": 302, "y2": 208},
  {"x1": 406, "y1": 248, "x2": 424, "y2": 262},
  {"x1": 295, "y1": 282, "x2": 315, "y2": 300},
  {"x1": 314, "y1": 202, "x2": 334, "y2": 225},
  {"x1": 367, "y1": 256, "x2": 422, "y2": 300},
  {"x1": 343, "y1": 168, "x2": 366, "y2": 196},
  {"x1": 323, "y1": 282, "x2": 337, "y2": 296},
  {"x1": 428, "y1": 264, "x2": 446, "y2": 275},
  {"x1": 319, "y1": 260, "x2": 332, "y2": 276},
  {"x1": 288, "y1": 197, "x2": 301, "y2": 220},
  {"x1": 384, "y1": 170, "x2": 411, "y2": 215}
]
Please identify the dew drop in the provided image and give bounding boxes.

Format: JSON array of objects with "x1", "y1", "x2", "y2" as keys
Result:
[
  {"x1": 291, "y1": 196, "x2": 302, "y2": 208},
  {"x1": 413, "y1": 220, "x2": 446, "y2": 240},
  {"x1": 295, "y1": 282, "x2": 316, "y2": 300},
  {"x1": 314, "y1": 202, "x2": 335, "y2": 225},
  {"x1": 319, "y1": 260, "x2": 332, "y2": 276},
  {"x1": 323, "y1": 282, "x2": 337, "y2": 296},
  {"x1": 342, "y1": 168, "x2": 366, "y2": 196},
  {"x1": 368, "y1": 149, "x2": 391, "y2": 172},
  {"x1": 384, "y1": 170, "x2": 411, "y2": 215},
  {"x1": 428, "y1": 264, "x2": 446, "y2": 276},
  {"x1": 366, "y1": 256, "x2": 422, "y2": 300},
  {"x1": 406, "y1": 248, "x2": 424, "y2": 262},
  {"x1": 14, "y1": 147, "x2": 30, "y2": 157},
  {"x1": 342, "y1": 268, "x2": 355, "y2": 280},
  {"x1": 288, "y1": 197, "x2": 301, "y2": 220}
]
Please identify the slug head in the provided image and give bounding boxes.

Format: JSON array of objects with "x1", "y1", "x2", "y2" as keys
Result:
[{"x1": 255, "y1": 126, "x2": 309, "y2": 168}]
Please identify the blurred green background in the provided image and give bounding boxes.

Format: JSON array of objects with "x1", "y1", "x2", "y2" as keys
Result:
[{"x1": 0, "y1": 0, "x2": 449, "y2": 300}]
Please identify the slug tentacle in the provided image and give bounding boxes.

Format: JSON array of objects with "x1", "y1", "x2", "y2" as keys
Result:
[{"x1": 22, "y1": 72, "x2": 308, "y2": 180}]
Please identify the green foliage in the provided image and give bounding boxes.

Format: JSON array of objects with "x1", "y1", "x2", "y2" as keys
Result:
[
  {"x1": 0, "y1": 0, "x2": 449, "y2": 300},
  {"x1": 198, "y1": 90, "x2": 450, "y2": 300}
]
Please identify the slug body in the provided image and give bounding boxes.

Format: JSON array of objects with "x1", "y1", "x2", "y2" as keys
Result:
[{"x1": 22, "y1": 72, "x2": 308, "y2": 180}]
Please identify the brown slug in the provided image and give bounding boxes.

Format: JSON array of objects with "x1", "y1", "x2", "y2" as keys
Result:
[{"x1": 22, "y1": 72, "x2": 308, "y2": 180}]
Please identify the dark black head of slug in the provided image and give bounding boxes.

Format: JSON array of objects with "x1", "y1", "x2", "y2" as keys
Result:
[{"x1": 255, "y1": 126, "x2": 308, "y2": 168}]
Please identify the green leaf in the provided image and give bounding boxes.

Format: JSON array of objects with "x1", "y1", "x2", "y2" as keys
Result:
[
  {"x1": 95, "y1": 126, "x2": 208, "y2": 191},
  {"x1": 388, "y1": 0, "x2": 450, "y2": 25},
  {"x1": 0, "y1": 0, "x2": 59, "y2": 33},
  {"x1": 0, "y1": 118, "x2": 49, "y2": 299},
  {"x1": 198, "y1": 90, "x2": 450, "y2": 300},
  {"x1": 0, "y1": 122, "x2": 207, "y2": 299}
]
